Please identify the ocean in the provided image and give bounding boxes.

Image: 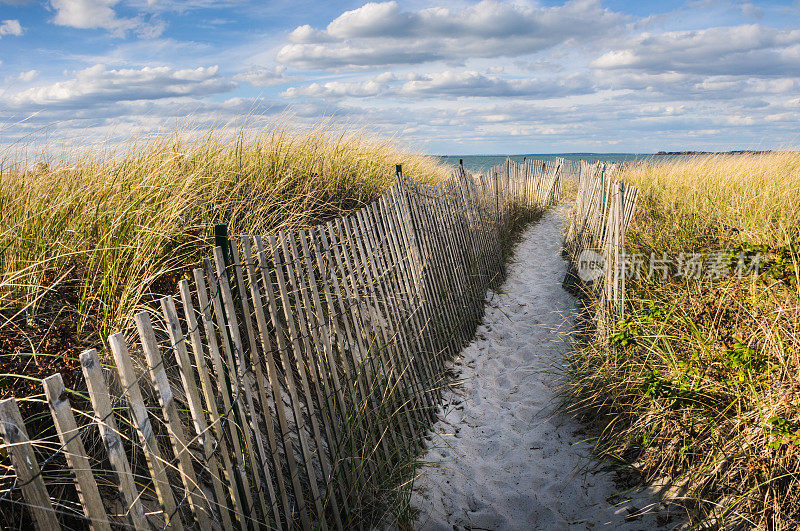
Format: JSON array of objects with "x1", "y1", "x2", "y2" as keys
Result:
[{"x1": 439, "y1": 154, "x2": 652, "y2": 174}]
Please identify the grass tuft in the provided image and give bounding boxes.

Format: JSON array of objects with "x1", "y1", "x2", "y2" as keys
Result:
[
  {"x1": 568, "y1": 151, "x2": 800, "y2": 528},
  {"x1": 0, "y1": 123, "x2": 449, "y2": 370}
]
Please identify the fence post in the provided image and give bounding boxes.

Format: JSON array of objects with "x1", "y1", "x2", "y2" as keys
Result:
[
  {"x1": 0, "y1": 398, "x2": 60, "y2": 530},
  {"x1": 215, "y1": 223, "x2": 231, "y2": 266},
  {"x1": 494, "y1": 169, "x2": 500, "y2": 230}
]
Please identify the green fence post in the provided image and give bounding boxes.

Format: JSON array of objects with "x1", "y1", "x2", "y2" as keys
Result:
[{"x1": 215, "y1": 223, "x2": 231, "y2": 266}]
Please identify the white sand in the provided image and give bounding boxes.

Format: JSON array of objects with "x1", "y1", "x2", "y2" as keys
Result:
[{"x1": 411, "y1": 205, "x2": 670, "y2": 530}]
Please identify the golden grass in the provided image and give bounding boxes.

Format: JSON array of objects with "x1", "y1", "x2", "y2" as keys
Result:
[
  {"x1": 625, "y1": 151, "x2": 800, "y2": 252},
  {"x1": 0, "y1": 124, "x2": 450, "y2": 350},
  {"x1": 568, "y1": 152, "x2": 800, "y2": 528}
]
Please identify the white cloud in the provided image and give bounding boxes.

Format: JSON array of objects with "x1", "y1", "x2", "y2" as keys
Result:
[
  {"x1": 6, "y1": 1, "x2": 800, "y2": 155},
  {"x1": 287, "y1": 24, "x2": 335, "y2": 44},
  {"x1": 277, "y1": 0, "x2": 626, "y2": 69},
  {"x1": 0, "y1": 19, "x2": 23, "y2": 37},
  {"x1": 280, "y1": 70, "x2": 594, "y2": 100},
  {"x1": 17, "y1": 69, "x2": 38, "y2": 82},
  {"x1": 282, "y1": 79, "x2": 386, "y2": 99},
  {"x1": 325, "y1": 1, "x2": 404, "y2": 39},
  {"x1": 277, "y1": 42, "x2": 437, "y2": 70},
  {"x1": 233, "y1": 66, "x2": 288, "y2": 87},
  {"x1": 592, "y1": 24, "x2": 800, "y2": 76},
  {"x1": 740, "y1": 2, "x2": 763, "y2": 20},
  {"x1": 49, "y1": 0, "x2": 165, "y2": 37},
  {"x1": 399, "y1": 70, "x2": 593, "y2": 98},
  {"x1": 51, "y1": 0, "x2": 131, "y2": 31},
  {"x1": 4, "y1": 64, "x2": 236, "y2": 108}
]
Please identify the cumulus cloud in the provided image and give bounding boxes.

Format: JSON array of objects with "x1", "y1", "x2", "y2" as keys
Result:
[
  {"x1": 50, "y1": 0, "x2": 165, "y2": 37},
  {"x1": 400, "y1": 71, "x2": 593, "y2": 98},
  {"x1": 233, "y1": 66, "x2": 289, "y2": 87},
  {"x1": 282, "y1": 79, "x2": 386, "y2": 99},
  {"x1": 3, "y1": 64, "x2": 236, "y2": 108},
  {"x1": 287, "y1": 24, "x2": 335, "y2": 44},
  {"x1": 0, "y1": 19, "x2": 23, "y2": 37},
  {"x1": 6, "y1": 0, "x2": 800, "y2": 154},
  {"x1": 592, "y1": 24, "x2": 800, "y2": 76},
  {"x1": 17, "y1": 69, "x2": 38, "y2": 82},
  {"x1": 277, "y1": 0, "x2": 626, "y2": 69},
  {"x1": 280, "y1": 70, "x2": 594, "y2": 100}
]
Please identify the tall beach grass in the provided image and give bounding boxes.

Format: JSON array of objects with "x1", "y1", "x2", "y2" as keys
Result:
[
  {"x1": 0, "y1": 124, "x2": 449, "y2": 366},
  {"x1": 568, "y1": 152, "x2": 800, "y2": 528}
]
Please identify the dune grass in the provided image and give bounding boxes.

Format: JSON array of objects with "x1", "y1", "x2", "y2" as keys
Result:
[
  {"x1": 0, "y1": 124, "x2": 450, "y2": 418},
  {"x1": 568, "y1": 152, "x2": 800, "y2": 528},
  {"x1": 0, "y1": 124, "x2": 449, "y2": 359}
]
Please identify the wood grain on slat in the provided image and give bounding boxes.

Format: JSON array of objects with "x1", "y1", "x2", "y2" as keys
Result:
[
  {"x1": 178, "y1": 279, "x2": 246, "y2": 530},
  {"x1": 134, "y1": 313, "x2": 212, "y2": 531},
  {"x1": 161, "y1": 295, "x2": 233, "y2": 531},
  {"x1": 253, "y1": 234, "x2": 314, "y2": 531},
  {"x1": 0, "y1": 398, "x2": 61, "y2": 531},
  {"x1": 238, "y1": 235, "x2": 293, "y2": 527},
  {"x1": 43, "y1": 374, "x2": 111, "y2": 531},
  {"x1": 270, "y1": 232, "x2": 330, "y2": 530},
  {"x1": 193, "y1": 266, "x2": 256, "y2": 528},
  {"x1": 211, "y1": 246, "x2": 273, "y2": 525},
  {"x1": 79, "y1": 348, "x2": 149, "y2": 531},
  {"x1": 228, "y1": 239, "x2": 282, "y2": 523},
  {"x1": 106, "y1": 334, "x2": 183, "y2": 531}
]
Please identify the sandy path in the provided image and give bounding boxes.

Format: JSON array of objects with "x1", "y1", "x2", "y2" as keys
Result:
[{"x1": 411, "y1": 205, "x2": 665, "y2": 530}]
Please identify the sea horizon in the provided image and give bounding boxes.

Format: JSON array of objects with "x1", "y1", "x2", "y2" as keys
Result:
[{"x1": 438, "y1": 153, "x2": 650, "y2": 173}]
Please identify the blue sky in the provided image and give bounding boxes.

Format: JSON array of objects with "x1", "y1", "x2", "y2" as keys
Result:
[{"x1": 1, "y1": 0, "x2": 799, "y2": 155}]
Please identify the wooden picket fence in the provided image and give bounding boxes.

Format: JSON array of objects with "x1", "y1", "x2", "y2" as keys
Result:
[
  {"x1": 564, "y1": 160, "x2": 640, "y2": 318},
  {"x1": 0, "y1": 158, "x2": 565, "y2": 530}
]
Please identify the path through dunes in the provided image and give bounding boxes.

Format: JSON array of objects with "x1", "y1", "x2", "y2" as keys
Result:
[{"x1": 411, "y1": 205, "x2": 673, "y2": 530}]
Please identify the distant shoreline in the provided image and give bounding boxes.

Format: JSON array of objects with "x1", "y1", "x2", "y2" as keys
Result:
[
  {"x1": 654, "y1": 150, "x2": 773, "y2": 155},
  {"x1": 437, "y1": 150, "x2": 781, "y2": 158}
]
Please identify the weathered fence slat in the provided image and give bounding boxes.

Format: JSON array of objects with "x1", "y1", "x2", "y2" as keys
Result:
[
  {"x1": 564, "y1": 159, "x2": 639, "y2": 320},
  {"x1": 238, "y1": 235, "x2": 294, "y2": 527},
  {"x1": 307, "y1": 226, "x2": 380, "y2": 488},
  {"x1": 203, "y1": 257, "x2": 265, "y2": 528},
  {"x1": 285, "y1": 231, "x2": 351, "y2": 516},
  {"x1": 178, "y1": 279, "x2": 248, "y2": 531},
  {"x1": 161, "y1": 295, "x2": 234, "y2": 531},
  {"x1": 252, "y1": 234, "x2": 314, "y2": 530},
  {"x1": 79, "y1": 348, "x2": 149, "y2": 531},
  {"x1": 107, "y1": 333, "x2": 184, "y2": 530},
  {"x1": 134, "y1": 313, "x2": 213, "y2": 531},
  {"x1": 192, "y1": 266, "x2": 256, "y2": 528},
  {"x1": 42, "y1": 374, "x2": 110, "y2": 531},
  {"x1": 0, "y1": 398, "x2": 61, "y2": 531},
  {"x1": 278, "y1": 230, "x2": 343, "y2": 530},
  {"x1": 227, "y1": 239, "x2": 282, "y2": 524}
]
